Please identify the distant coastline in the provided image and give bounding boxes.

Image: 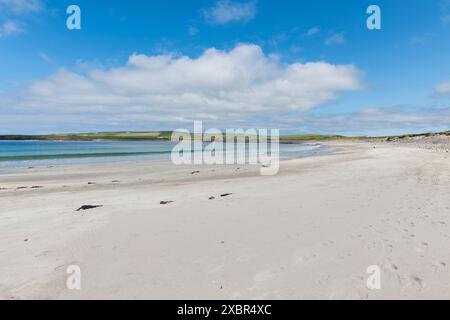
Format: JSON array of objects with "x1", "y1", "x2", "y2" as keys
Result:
[
  {"x1": 0, "y1": 130, "x2": 449, "y2": 142},
  {"x1": 0, "y1": 132, "x2": 173, "y2": 141}
]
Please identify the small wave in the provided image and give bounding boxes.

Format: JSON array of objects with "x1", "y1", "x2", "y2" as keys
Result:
[{"x1": 282, "y1": 144, "x2": 321, "y2": 152}]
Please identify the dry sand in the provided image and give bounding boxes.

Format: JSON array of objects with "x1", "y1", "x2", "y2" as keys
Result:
[{"x1": 1, "y1": 141, "x2": 450, "y2": 299}]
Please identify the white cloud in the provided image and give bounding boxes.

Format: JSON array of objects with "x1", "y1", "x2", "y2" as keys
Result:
[
  {"x1": 0, "y1": 19, "x2": 26, "y2": 37},
  {"x1": 305, "y1": 27, "x2": 320, "y2": 36},
  {"x1": 0, "y1": 0, "x2": 43, "y2": 38},
  {"x1": 2, "y1": 44, "x2": 363, "y2": 130},
  {"x1": 294, "y1": 106, "x2": 450, "y2": 136},
  {"x1": 39, "y1": 52, "x2": 53, "y2": 64},
  {"x1": 0, "y1": 0, "x2": 43, "y2": 14},
  {"x1": 325, "y1": 33, "x2": 345, "y2": 46},
  {"x1": 436, "y1": 80, "x2": 450, "y2": 95},
  {"x1": 204, "y1": 0, "x2": 256, "y2": 25}
]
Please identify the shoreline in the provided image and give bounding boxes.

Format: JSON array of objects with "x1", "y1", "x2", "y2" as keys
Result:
[
  {"x1": 1, "y1": 140, "x2": 450, "y2": 299},
  {"x1": 0, "y1": 140, "x2": 328, "y2": 172}
]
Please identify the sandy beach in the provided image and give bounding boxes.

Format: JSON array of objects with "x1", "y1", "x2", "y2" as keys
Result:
[{"x1": 1, "y1": 140, "x2": 450, "y2": 300}]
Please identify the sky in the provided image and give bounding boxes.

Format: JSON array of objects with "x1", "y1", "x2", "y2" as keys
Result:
[{"x1": 0, "y1": 0, "x2": 449, "y2": 136}]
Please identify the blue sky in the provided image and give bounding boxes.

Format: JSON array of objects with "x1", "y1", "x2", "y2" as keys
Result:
[{"x1": 0, "y1": 0, "x2": 449, "y2": 135}]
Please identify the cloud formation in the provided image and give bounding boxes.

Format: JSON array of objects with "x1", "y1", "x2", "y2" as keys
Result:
[
  {"x1": 305, "y1": 27, "x2": 320, "y2": 37},
  {"x1": 295, "y1": 106, "x2": 450, "y2": 135},
  {"x1": 204, "y1": 0, "x2": 256, "y2": 25},
  {"x1": 0, "y1": 0, "x2": 43, "y2": 38},
  {"x1": 0, "y1": 0, "x2": 43, "y2": 15},
  {"x1": 1, "y1": 44, "x2": 363, "y2": 132},
  {"x1": 0, "y1": 19, "x2": 25, "y2": 37},
  {"x1": 436, "y1": 80, "x2": 450, "y2": 96},
  {"x1": 325, "y1": 33, "x2": 345, "y2": 46}
]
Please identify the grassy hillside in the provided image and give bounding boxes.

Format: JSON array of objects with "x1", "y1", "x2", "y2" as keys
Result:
[
  {"x1": 0, "y1": 131, "x2": 173, "y2": 141},
  {"x1": 279, "y1": 134, "x2": 353, "y2": 141},
  {"x1": 0, "y1": 130, "x2": 448, "y2": 141}
]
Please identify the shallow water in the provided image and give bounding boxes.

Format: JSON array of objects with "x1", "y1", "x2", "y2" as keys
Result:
[{"x1": 0, "y1": 140, "x2": 328, "y2": 169}]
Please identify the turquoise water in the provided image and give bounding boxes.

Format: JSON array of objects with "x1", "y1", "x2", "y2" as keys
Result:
[{"x1": 0, "y1": 140, "x2": 327, "y2": 169}]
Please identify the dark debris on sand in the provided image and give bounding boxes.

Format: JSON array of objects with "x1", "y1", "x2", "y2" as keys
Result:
[{"x1": 76, "y1": 205, "x2": 103, "y2": 212}]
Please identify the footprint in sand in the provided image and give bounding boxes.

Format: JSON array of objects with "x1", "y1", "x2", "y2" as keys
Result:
[
  {"x1": 294, "y1": 253, "x2": 318, "y2": 265},
  {"x1": 36, "y1": 250, "x2": 53, "y2": 257},
  {"x1": 322, "y1": 240, "x2": 335, "y2": 247},
  {"x1": 431, "y1": 261, "x2": 447, "y2": 273},
  {"x1": 410, "y1": 275, "x2": 423, "y2": 289},
  {"x1": 414, "y1": 241, "x2": 430, "y2": 253},
  {"x1": 389, "y1": 263, "x2": 399, "y2": 271},
  {"x1": 315, "y1": 273, "x2": 332, "y2": 286},
  {"x1": 383, "y1": 260, "x2": 399, "y2": 272},
  {"x1": 395, "y1": 273, "x2": 424, "y2": 291}
]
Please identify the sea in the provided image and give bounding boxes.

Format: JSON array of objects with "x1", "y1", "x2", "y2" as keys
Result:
[{"x1": 0, "y1": 140, "x2": 329, "y2": 169}]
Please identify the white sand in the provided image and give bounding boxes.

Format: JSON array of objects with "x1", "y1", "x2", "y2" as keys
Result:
[{"x1": 1, "y1": 141, "x2": 450, "y2": 300}]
